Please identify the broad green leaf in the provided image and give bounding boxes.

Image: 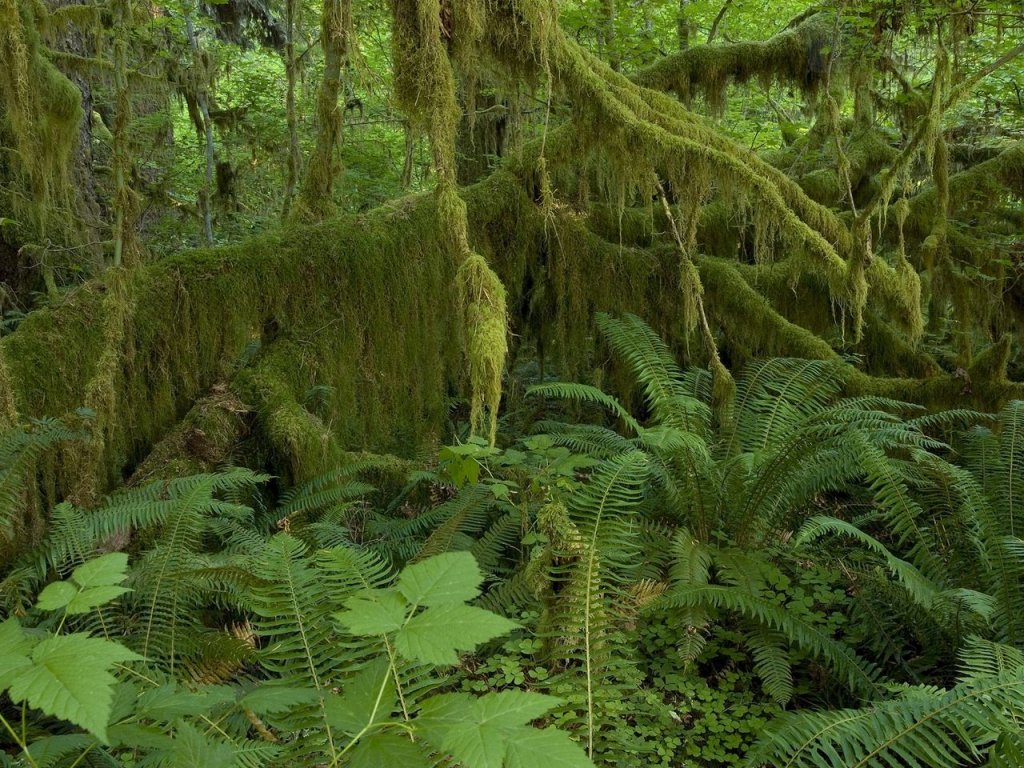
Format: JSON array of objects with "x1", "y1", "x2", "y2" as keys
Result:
[
  {"x1": 66, "y1": 585, "x2": 131, "y2": 614},
  {"x1": 6, "y1": 634, "x2": 141, "y2": 742},
  {"x1": 418, "y1": 693, "x2": 506, "y2": 768},
  {"x1": 397, "y1": 551, "x2": 483, "y2": 607},
  {"x1": 36, "y1": 581, "x2": 78, "y2": 611},
  {"x1": 0, "y1": 618, "x2": 28, "y2": 650},
  {"x1": 395, "y1": 604, "x2": 518, "y2": 665},
  {"x1": 415, "y1": 692, "x2": 474, "y2": 744},
  {"x1": 417, "y1": 692, "x2": 568, "y2": 768},
  {"x1": 346, "y1": 732, "x2": 431, "y2": 768},
  {"x1": 239, "y1": 685, "x2": 319, "y2": 716},
  {"x1": 36, "y1": 555, "x2": 131, "y2": 614},
  {"x1": 0, "y1": 650, "x2": 32, "y2": 691},
  {"x1": 505, "y1": 727, "x2": 594, "y2": 768},
  {"x1": 334, "y1": 590, "x2": 407, "y2": 636},
  {"x1": 72, "y1": 553, "x2": 129, "y2": 588},
  {"x1": 0, "y1": 619, "x2": 33, "y2": 689},
  {"x1": 437, "y1": 719, "x2": 507, "y2": 768},
  {"x1": 325, "y1": 658, "x2": 395, "y2": 734},
  {"x1": 472, "y1": 691, "x2": 563, "y2": 728}
]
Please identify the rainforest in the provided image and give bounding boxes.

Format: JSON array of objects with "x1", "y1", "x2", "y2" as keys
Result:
[{"x1": 2, "y1": 0, "x2": 1024, "y2": 766}]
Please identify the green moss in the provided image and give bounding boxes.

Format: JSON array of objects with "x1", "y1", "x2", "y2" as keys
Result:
[
  {"x1": 632, "y1": 12, "x2": 833, "y2": 114},
  {"x1": 697, "y1": 256, "x2": 839, "y2": 365},
  {"x1": 129, "y1": 388, "x2": 249, "y2": 484},
  {"x1": 392, "y1": 0, "x2": 513, "y2": 445},
  {"x1": 0, "y1": 0, "x2": 85, "y2": 281},
  {"x1": 1, "y1": 187, "x2": 462, "y2": 498},
  {"x1": 458, "y1": 252, "x2": 508, "y2": 445},
  {"x1": 0, "y1": 345, "x2": 17, "y2": 429},
  {"x1": 294, "y1": 0, "x2": 351, "y2": 220},
  {"x1": 3, "y1": 0, "x2": 1023, "y2": 504}
]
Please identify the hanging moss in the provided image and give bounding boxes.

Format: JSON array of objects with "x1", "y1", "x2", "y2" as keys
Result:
[
  {"x1": 0, "y1": 0, "x2": 85, "y2": 285},
  {"x1": 698, "y1": 256, "x2": 840, "y2": 363},
  {"x1": 458, "y1": 252, "x2": 508, "y2": 444},
  {"x1": 900, "y1": 143, "x2": 1024, "y2": 245},
  {"x1": 633, "y1": 12, "x2": 833, "y2": 113},
  {"x1": 69, "y1": 267, "x2": 136, "y2": 506},
  {"x1": 392, "y1": 0, "x2": 511, "y2": 446},
  {"x1": 0, "y1": 187, "x2": 464, "y2": 501},
  {"x1": 3, "y1": 0, "x2": 1024, "y2": 523},
  {"x1": 478, "y1": 0, "x2": 874, "y2": 334},
  {"x1": 0, "y1": 344, "x2": 17, "y2": 429}
]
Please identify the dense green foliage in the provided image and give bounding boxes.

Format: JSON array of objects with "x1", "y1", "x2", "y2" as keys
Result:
[
  {"x1": 3, "y1": 316, "x2": 1024, "y2": 766},
  {"x1": 3, "y1": 0, "x2": 1024, "y2": 765}
]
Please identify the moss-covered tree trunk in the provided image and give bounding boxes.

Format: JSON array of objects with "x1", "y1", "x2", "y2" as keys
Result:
[{"x1": 296, "y1": 0, "x2": 350, "y2": 219}]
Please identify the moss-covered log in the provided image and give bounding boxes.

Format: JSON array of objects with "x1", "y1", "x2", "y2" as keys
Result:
[
  {"x1": 4, "y1": 159, "x2": 1018, "y2": 505},
  {"x1": 0, "y1": 166, "x2": 679, "y2": 502},
  {"x1": 127, "y1": 386, "x2": 250, "y2": 485}
]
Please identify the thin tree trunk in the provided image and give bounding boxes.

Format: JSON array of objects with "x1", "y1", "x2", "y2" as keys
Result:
[
  {"x1": 282, "y1": 0, "x2": 301, "y2": 217},
  {"x1": 111, "y1": 0, "x2": 133, "y2": 266},
  {"x1": 707, "y1": 0, "x2": 733, "y2": 44},
  {"x1": 602, "y1": 0, "x2": 620, "y2": 71},
  {"x1": 296, "y1": 0, "x2": 350, "y2": 217},
  {"x1": 400, "y1": 120, "x2": 416, "y2": 189},
  {"x1": 677, "y1": 0, "x2": 693, "y2": 50},
  {"x1": 185, "y1": 14, "x2": 215, "y2": 244}
]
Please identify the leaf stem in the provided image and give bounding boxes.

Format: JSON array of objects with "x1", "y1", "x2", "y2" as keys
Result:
[{"x1": 0, "y1": 710, "x2": 37, "y2": 768}]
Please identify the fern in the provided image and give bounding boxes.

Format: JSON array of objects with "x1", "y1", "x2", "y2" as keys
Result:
[
  {"x1": 528, "y1": 382, "x2": 643, "y2": 435},
  {"x1": 594, "y1": 313, "x2": 712, "y2": 434},
  {"x1": 539, "y1": 451, "x2": 649, "y2": 759},
  {"x1": 796, "y1": 516, "x2": 944, "y2": 611},
  {"x1": 245, "y1": 534, "x2": 390, "y2": 765},
  {"x1": 748, "y1": 640, "x2": 1024, "y2": 768},
  {"x1": 0, "y1": 417, "x2": 83, "y2": 555},
  {"x1": 662, "y1": 583, "x2": 882, "y2": 699}
]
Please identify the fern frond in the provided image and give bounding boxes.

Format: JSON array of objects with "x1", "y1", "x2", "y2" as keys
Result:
[
  {"x1": 796, "y1": 516, "x2": 943, "y2": 610},
  {"x1": 540, "y1": 451, "x2": 649, "y2": 758},
  {"x1": 749, "y1": 628, "x2": 794, "y2": 705},
  {"x1": 527, "y1": 382, "x2": 642, "y2": 434},
  {"x1": 414, "y1": 484, "x2": 495, "y2": 562},
  {"x1": 470, "y1": 511, "x2": 522, "y2": 574},
  {"x1": 662, "y1": 585, "x2": 882, "y2": 697},
  {"x1": 957, "y1": 636, "x2": 1024, "y2": 681},
  {"x1": 532, "y1": 421, "x2": 635, "y2": 459},
  {"x1": 748, "y1": 667, "x2": 1024, "y2": 768},
  {"x1": 245, "y1": 535, "x2": 390, "y2": 764},
  {"x1": 276, "y1": 468, "x2": 374, "y2": 522},
  {"x1": 728, "y1": 358, "x2": 845, "y2": 455},
  {"x1": 596, "y1": 313, "x2": 711, "y2": 433},
  {"x1": 0, "y1": 417, "x2": 82, "y2": 547}
]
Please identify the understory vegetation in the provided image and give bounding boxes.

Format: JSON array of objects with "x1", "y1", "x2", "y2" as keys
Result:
[
  {"x1": 4, "y1": 316, "x2": 1024, "y2": 767},
  {"x1": 3, "y1": 0, "x2": 1024, "y2": 765}
]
